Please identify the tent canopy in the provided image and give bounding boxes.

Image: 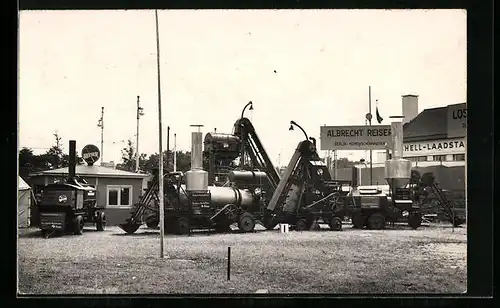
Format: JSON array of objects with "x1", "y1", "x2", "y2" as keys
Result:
[{"x1": 18, "y1": 176, "x2": 30, "y2": 191}]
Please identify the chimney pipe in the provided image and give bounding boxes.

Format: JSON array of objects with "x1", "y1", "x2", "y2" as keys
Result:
[{"x1": 69, "y1": 140, "x2": 76, "y2": 182}]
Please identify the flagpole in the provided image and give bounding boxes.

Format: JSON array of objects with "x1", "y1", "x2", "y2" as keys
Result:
[{"x1": 155, "y1": 9, "x2": 165, "y2": 259}]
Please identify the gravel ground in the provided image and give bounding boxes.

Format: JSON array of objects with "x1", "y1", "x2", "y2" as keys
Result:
[{"x1": 17, "y1": 222, "x2": 467, "y2": 295}]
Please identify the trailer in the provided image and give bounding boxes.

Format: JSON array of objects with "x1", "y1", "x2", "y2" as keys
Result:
[{"x1": 37, "y1": 141, "x2": 106, "y2": 238}]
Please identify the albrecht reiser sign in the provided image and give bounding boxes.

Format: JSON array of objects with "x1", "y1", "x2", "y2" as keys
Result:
[{"x1": 320, "y1": 125, "x2": 392, "y2": 150}]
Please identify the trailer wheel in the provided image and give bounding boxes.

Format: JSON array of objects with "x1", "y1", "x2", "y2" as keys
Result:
[
  {"x1": 238, "y1": 212, "x2": 256, "y2": 233},
  {"x1": 295, "y1": 219, "x2": 308, "y2": 231},
  {"x1": 408, "y1": 213, "x2": 422, "y2": 229},
  {"x1": 351, "y1": 214, "x2": 365, "y2": 229},
  {"x1": 367, "y1": 213, "x2": 386, "y2": 230},
  {"x1": 329, "y1": 217, "x2": 343, "y2": 231},
  {"x1": 175, "y1": 217, "x2": 190, "y2": 235},
  {"x1": 96, "y1": 212, "x2": 106, "y2": 231},
  {"x1": 73, "y1": 215, "x2": 84, "y2": 235}
]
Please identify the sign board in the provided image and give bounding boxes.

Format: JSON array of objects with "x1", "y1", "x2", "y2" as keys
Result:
[
  {"x1": 403, "y1": 138, "x2": 466, "y2": 157},
  {"x1": 320, "y1": 125, "x2": 392, "y2": 150},
  {"x1": 81, "y1": 144, "x2": 100, "y2": 166},
  {"x1": 447, "y1": 103, "x2": 467, "y2": 138}
]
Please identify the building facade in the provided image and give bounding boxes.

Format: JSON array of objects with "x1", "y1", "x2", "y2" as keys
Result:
[
  {"x1": 29, "y1": 165, "x2": 148, "y2": 226},
  {"x1": 334, "y1": 95, "x2": 467, "y2": 191}
]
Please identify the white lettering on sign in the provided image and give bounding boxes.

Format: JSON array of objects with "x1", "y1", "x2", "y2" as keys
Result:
[
  {"x1": 403, "y1": 138, "x2": 466, "y2": 156},
  {"x1": 447, "y1": 103, "x2": 467, "y2": 138},
  {"x1": 320, "y1": 125, "x2": 392, "y2": 150},
  {"x1": 83, "y1": 152, "x2": 99, "y2": 160}
]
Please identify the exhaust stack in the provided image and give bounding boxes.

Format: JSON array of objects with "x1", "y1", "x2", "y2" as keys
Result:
[
  {"x1": 68, "y1": 140, "x2": 76, "y2": 182},
  {"x1": 384, "y1": 117, "x2": 411, "y2": 191},
  {"x1": 185, "y1": 125, "x2": 208, "y2": 191}
]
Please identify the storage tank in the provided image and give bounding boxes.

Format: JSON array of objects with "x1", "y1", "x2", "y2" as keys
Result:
[
  {"x1": 228, "y1": 170, "x2": 268, "y2": 185},
  {"x1": 176, "y1": 185, "x2": 255, "y2": 208},
  {"x1": 385, "y1": 119, "x2": 412, "y2": 189},
  {"x1": 185, "y1": 125, "x2": 209, "y2": 191}
]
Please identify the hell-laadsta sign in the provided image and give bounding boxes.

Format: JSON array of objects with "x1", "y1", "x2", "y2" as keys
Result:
[
  {"x1": 320, "y1": 125, "x2": 392, "y2": 150},
  {"x1": 81, "y1": 144, "x2": 100, "y2": 166}
]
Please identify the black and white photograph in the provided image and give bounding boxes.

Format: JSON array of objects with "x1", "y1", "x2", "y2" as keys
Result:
[{"x1": 17, "y1": 9, "x2": 468, "y2": 295}]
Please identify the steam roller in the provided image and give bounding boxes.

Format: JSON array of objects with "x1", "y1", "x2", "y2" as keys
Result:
[{"x1": 119, "y1": 126, "x2": 268, "y2": 235}]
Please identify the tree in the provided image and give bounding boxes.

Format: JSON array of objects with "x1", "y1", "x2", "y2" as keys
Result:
[{"x1": 115, "y1": 138, "x2": 148, "y2": 172}]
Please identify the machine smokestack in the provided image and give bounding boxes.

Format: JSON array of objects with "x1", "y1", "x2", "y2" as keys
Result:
[
  {"x1": 186, "y1": 125, "x2": 208, "y2": 191},
  {"x1": 191, "y1": 128, "x2": 203, "y2": 170},
  {"x1": 384, "y1": 117, "x2": 411, "y2": 190},
  {"x1": 391, "y1": 121, "x2": 404, "y2": 159},
  {"x1": 69, "y1": 140, "x2": 76, "y2": 182}
]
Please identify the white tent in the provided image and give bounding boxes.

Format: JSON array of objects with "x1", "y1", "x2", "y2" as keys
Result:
[{"x1": 18, "y1": 176, "x2": 31, "y2": 228}]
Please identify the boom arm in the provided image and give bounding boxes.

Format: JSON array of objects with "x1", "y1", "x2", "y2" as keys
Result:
[{"x1": 234, "y1": 117, "x2": 280, "y2": 190}]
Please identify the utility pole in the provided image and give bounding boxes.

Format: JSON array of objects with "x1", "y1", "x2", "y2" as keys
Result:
[
  {"x1": 173, "y1": 133, "x2": 177, "y2": 172},
  {"x1": 155, "y1": 9, "x2": 165, "y2": 259},
  {"x1": 97, "y1": 107, "x2": 104, "y2": 165},
  {"x1": 167, "y1": 126, "x2": 170, "y2": 171},
  {"x1": 136, "y1": 95, "x2": 144, "y2": 173}
]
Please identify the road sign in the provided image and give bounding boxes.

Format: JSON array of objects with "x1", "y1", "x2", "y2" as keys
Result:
[{"x1": 320, "y1": 125, "x2": 392, "y2": 150}]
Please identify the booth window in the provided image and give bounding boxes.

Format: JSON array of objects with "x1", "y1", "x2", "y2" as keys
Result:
[
  {"x1": 453, "y1": 154, "x2": 466, "y2": 161},
  {"x1": 106, "y1": 185, "x2": 133, "y2": 208}
]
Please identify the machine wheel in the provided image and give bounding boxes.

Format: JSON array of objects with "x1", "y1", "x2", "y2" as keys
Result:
[
  {"x1": 73, "y1": 215, "x2": 84, "y2": 235},
  {"x1": 367, "y1": 213, "x2": 386, "y2": 230},
  {"x1": 329, "y1": 217, "x2": 343, "y2": 231},
  {"x1": 408, "y1": 213, "x2": 422, "y2": 229},
  {"x1": 238, "y1": 212, "x2": 256, "y2": 233},
  {"x1": 96, "y1": 212, "x2": 106, "y2": 231},
  {"x1": 295, "y1": 219, "x2": 308, "y2": 231},
  {"x1": 351, "y1": 214, "x2": 366, "y2": 229},
  {"x1": 175, "y1": 217, "x2": 191, "y2": 235}
]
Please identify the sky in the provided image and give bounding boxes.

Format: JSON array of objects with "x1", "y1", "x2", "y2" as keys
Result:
[{"x1": 18, "y1": 9, "x2": 467, "y2": 167}]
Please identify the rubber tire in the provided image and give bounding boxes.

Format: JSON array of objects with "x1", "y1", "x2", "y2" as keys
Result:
[
  {"x1": 96, "y1": 212, "x2": 106, "y2": 231},
  {"x1": 176, "y1": 217, "x2": 190, "y2": 235},
  {"x1": 329, "y1": 217, "x2": 343, "y2": 231},
  {"x1": 74, "y1": 215, "x2": 84, "y2": 235},
  {"x1": 238, "y1": 212, "x2": 256, "y2": 233},
  {"x1": 408, "y1": 213, "x2": 422, "y2": 229},
  {"x1": 367, "y1": 213, "x2": 386, "y2": 230},
  {"x1": 295, "y1": 219, "x2": 308, "y2": 231},
  {"x1": 351, "y1": 214, "x2": 366, "y2": 229}
]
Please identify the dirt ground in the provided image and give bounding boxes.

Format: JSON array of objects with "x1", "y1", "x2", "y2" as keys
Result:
[{"x1": 17, "y1": 222, "x2": 467, "y2": 294}]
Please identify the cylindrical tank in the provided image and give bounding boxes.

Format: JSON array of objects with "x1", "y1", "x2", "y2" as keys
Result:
[
  {"x1": 185, "y1": 170, "x2": 209, "y2": 191},
  {"x1": 203, "y1": 133, "x2": 240, "y2": 151},
  {"x1": 176, "y1": 185, "x2": 255, "y2": 208},
  {"x1": 228, "y1": 170, "x2": 268, "y2": 184}
]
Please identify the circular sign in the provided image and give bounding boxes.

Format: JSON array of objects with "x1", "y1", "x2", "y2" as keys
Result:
[
  {"x1": 82, "y1": 144, "x2": 101, "y2": 165},
  {"x1": 365, "y1": 113, "x2": 373, "y2": 121}
]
